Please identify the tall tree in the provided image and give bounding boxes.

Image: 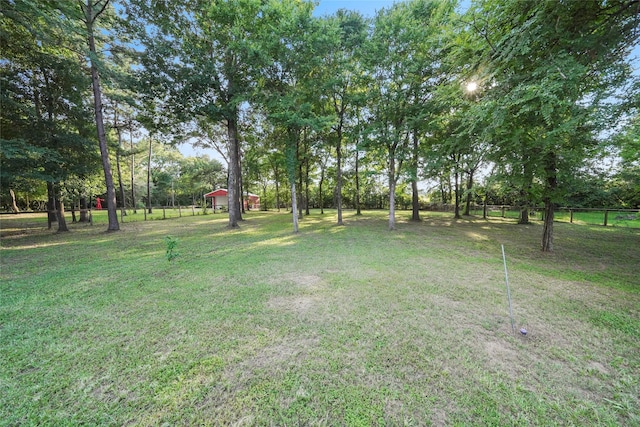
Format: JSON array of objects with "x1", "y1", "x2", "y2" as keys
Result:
[
  {"x1": 258, "y1": 1, "x2": 332, "y2": 232},
  {"x1": 1, "y1": 0, "x2": 100, "y2": 230},
  {"x1": 126, "y1": 0, "x2": 283, "y2": 228},
  {"x1": 364, "y1": 4, "x2": 416, "y2": 230},
  {"x1": 321, "y1": 10, "x2": 368, "y2": 225},
  {"x1": 76, "y1": 0, "x2": 120, "y2": 231},
  {"x1": 465, "y1": 0, "x2": 640, "y2": 251}
]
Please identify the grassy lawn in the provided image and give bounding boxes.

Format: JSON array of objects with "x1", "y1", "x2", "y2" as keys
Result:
[{"x1": 1, "y1": 210, "x2": 639, "y2": 425}]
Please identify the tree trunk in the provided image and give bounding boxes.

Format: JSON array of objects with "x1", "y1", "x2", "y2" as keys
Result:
[
  {"x1": 290, "y1": 181, "x2": 299, "y2": 233},
  {"x1": 411, "y1": 130, "x2": 420, "y2": 221},
  {"x1": 355, "y1": 150, "x2": 361, "y2": 216},
  {"x1": 286, "y1": 127, "x2": 299, "y2": 232},
  {"x1": 542, "y1": 199, "x2": 554, "y2": 251},
  {"x1": 79, "y1": 197, "x2": 89, "y2": 222},
  {"x1": 304, "y1": 141, "x2": 310, "y2": 216},
  {"x1": 9, "y1": 189, "x2": 20, "y2": 213},
  {"x1": 439, "y1": 180, "x2": 446, "y2": 206},
  {"x1": 236, "y1": 149, "x2": 245, "y2": 221},
  {"x1": 454, "y1": 168, "x2": 461, "y2": 219},
  {"x1": 262, "y1": 183, "x2": 268, "y2": 211},
  {"x1": 130, "y1": 127, "x2": 136, "y2": 213},
  {"x1": 319, "y1": 162, "x2": 325, "y2": 215},
  {"x1": 274, "y1": 162, "x2": 281, "y2": 212},
  {"x1": 388, "y1": 155, "x2": 396, "y2": 231},
  {"x1": 519, "y1": 207, "x2": 530, "y2": 224},
  {"x1": 238, "y1": 163, "x2": 242, "y2": 214},
  {"x1": 113, "y1": 105, "x2": 127, "y2": 216},
  {"x1": 46, "y1": 182, "x2": 57, "y2": 228},
  {"x1": 518, "y1": 161, "x2": 533, "y2": 224},
  {"x1": 226, "y1": 115, "x2": 240, "y2": 228},
  {"x1": 297, "y1": 143, "x2": 304, "y2": 219},
  {"x1": 541, "y1": 152, "x2": 558, "y2": 252},
  {"x1": 116, "y1": 136, "x2": 126, "y2": 216},
  {"x1": 304, "y1": 173, "x2": 310, "y2": 215},
  {"x1": 71, "y1": 202, "x2": 77, "y2": 223},
  {"x1": 56, "y1": 199, "x2": 69, "y2": 232},
  {"x1": 336, "y1": 127, "x2": 343, "y2": 226},
  {"x1": 464, "y1": 171, "x2": 473, "y2": 216},
  {"x1": 85, "y1": 1, "x2": 119, "y2": 231},
  {"x1": 85, "y1": 0, "x2": 120, "y2": 231},
  {"x1": 147, "y1": 135, "x2": 152, "y2": 214}
]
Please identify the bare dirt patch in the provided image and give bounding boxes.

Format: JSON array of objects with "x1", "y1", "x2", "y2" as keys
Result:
[
  {"x1": 266, "y1": 295, "x2": 317, "y2": 314},
  {"x1": 483, "y1": 339, "x2": 522, "y2": 379},
  {"x1": 245, "y1": 337, "x2": 319, "y2": 371},
  {"x1": 274, "y1": 273, "x2": 326, "y2": 290}
]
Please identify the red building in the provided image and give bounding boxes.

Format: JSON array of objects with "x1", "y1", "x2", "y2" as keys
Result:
[{"x1": 204, "y1": 189, "x2": 260, "y2": 210}]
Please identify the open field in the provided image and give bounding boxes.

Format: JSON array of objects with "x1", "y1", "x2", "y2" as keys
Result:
[{"x1": 1, "y1": 210, "x2": 639, "y2": 425}]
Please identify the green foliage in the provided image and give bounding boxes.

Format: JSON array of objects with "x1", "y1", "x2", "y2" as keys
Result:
[
  {"x1": 2, "y1": 0, "x2": 639, "y2": 240},
  {"x1": 164, "y1": 235, "x2": 179, "y2": 261},
  {"x1": 457, "y1": 0, "x2": 640, "y2": 248}
]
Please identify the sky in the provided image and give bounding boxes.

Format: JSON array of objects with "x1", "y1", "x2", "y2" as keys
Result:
[{"x1": 312, "y1": 0, "x2": 397, "y2": 17}]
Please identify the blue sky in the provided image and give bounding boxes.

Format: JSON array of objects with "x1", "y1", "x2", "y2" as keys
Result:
[{"x1": 313, "y1": 0, "x2": 397, "y2": 17}]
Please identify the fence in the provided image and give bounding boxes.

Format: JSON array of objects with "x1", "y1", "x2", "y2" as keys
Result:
[
  {"x1": 4, "y1": 205, "x2": 640, "y2": 229},
  {"x1": 464, "y1": 205, "x2": 640, "y2": 228},
  {"x1": 2, "y1": 205, "x2": 227, "y2": 225},
  {"x1": 117, "y1": 205, "x2": 230, "y2": 222},
  {"x1": 554, "y1": 208, "x2": 639, "y2": 227}
]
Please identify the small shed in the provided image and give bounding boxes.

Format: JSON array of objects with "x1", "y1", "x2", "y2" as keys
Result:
[{"x1": 204, "y1": 189, "x2": 260, "y2": 210}]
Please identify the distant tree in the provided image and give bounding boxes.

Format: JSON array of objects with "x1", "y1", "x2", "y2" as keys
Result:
[
  {"x1": 611, "y1": 113, "x2": 640, "y2": 208},
  {"x1": 258, "y1": 1, "x2": 333, "y2": 232},
  {"x1": 0, "y1": 0, "x2": 101, "y2": 230},
  {"x1": 125, "y1": 0, "x2": 290, "y2": 228}
]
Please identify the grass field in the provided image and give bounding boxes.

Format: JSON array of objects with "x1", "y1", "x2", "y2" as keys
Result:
[{"x1": 1, "y1": 210, "x2": 639, "y2": 425}]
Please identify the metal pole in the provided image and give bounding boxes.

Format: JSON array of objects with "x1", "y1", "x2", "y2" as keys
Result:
[{"x1": 502, "y1": 244, "x2": 516, "y2": 334}]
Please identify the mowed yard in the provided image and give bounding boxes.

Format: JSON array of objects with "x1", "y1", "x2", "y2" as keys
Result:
[{"x1": 1, "y1": 210, "x2": 638, "y2": 426}]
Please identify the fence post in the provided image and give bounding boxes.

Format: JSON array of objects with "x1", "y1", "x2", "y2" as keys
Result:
[
  {"x1": 192, "y1": 205, "x2": 195, "y2": 216},
  {"x1": 570, "y1": 209, "x2": 573, "y2": 223},
  {"x1": 179, "y1": 205, "x2": 182, "y2": 217},
  {"x1": 163, "y1": 206, "x2": 166, "y2": 220},
  {"x1": 604, "y1": 210, "x2": 609, "y2": 227},
  {"x1": 501, "y1": 206, "x2": 505, "y2": 218}
]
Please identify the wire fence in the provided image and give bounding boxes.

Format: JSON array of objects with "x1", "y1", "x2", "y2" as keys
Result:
[
  {"x1": 3, "y1": 205, "x2": 640, "y2": 229},
  {"x1": 0, "y1": 205, "x2": 226, "y2": 227},
  {"x1": 465, "y1": 205, "x2": 640, "y2": 228}
]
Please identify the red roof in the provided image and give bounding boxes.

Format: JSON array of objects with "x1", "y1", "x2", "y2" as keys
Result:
[
  {"x1": 204, "y1": 188, "x2": 228, "y2": 198},
  {"x1": 204, "y1": 189, "x2": 260, "y2": 200}
]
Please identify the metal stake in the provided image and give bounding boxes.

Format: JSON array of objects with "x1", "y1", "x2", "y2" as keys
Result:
[{"x1": 502, "y1": 244, "x2": 516, "y2": 334}]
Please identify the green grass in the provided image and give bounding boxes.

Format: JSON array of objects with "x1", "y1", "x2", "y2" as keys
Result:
[{"x1": 1, "y1": 210, "x2": 639, "y2": 425}]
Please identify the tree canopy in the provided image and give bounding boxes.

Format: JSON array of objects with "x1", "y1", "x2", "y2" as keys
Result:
[{"x1": 2, "y1": 0, "x2": 638, "y2": 250}]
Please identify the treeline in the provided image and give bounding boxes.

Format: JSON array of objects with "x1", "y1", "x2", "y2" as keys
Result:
[{"x1": 1, "y1": 0, "x2": 638, "y2": 250}]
